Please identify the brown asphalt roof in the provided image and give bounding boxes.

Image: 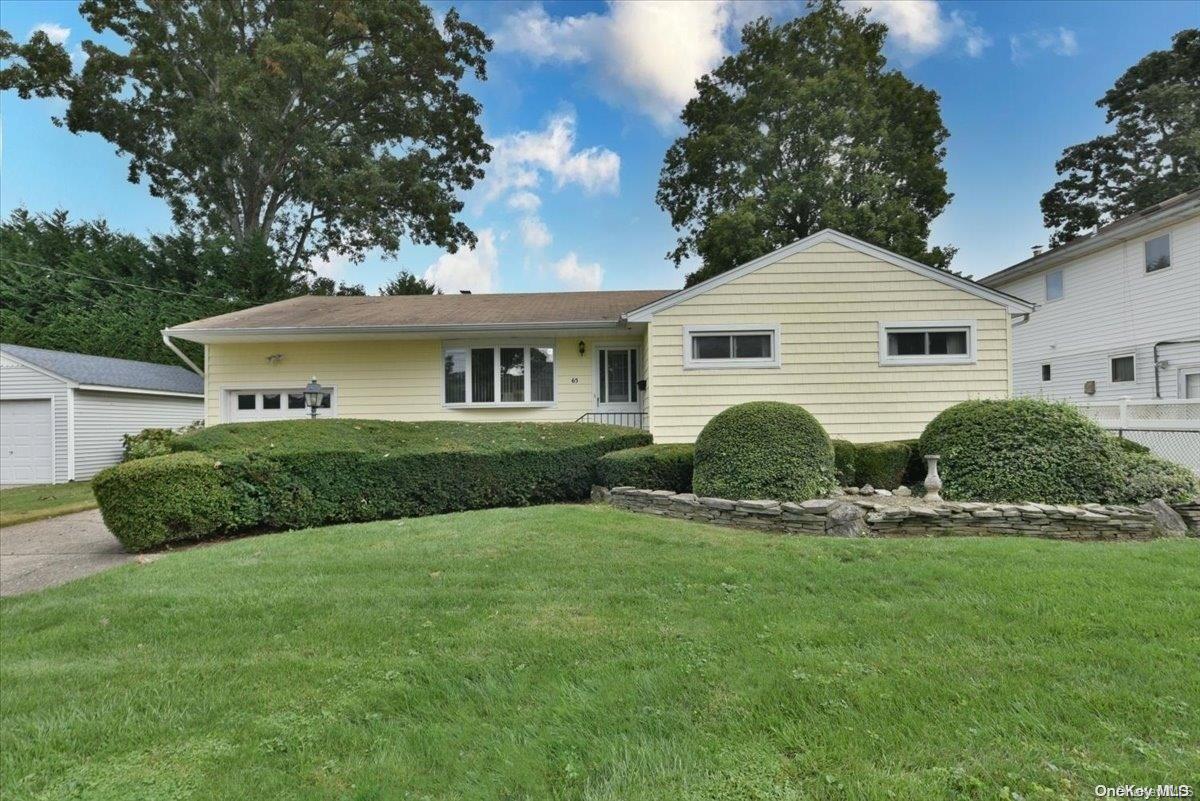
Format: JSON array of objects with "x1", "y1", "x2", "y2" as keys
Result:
[{"x1": 170, "y1": 290, "x2": 677, "y2": 332}]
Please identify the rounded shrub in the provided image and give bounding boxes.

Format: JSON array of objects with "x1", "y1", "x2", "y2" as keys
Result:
[
  {"x1": 596, "y1": 443, "x2": 693, "y2": 492},
  {"x1": 1110, "y1": 452, "x2": 1199, "y2": 505},
  {"x1": 693, "y1": 401, "x2": 834, "y2": 502},
  {"x1": 918, "y1": 399, "x2": 1126, "y2": 503}
]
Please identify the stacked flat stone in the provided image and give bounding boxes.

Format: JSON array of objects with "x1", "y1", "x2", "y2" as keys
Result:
[{"x1": 604, "y1": 486, "x2": 1186, "y2": 541}]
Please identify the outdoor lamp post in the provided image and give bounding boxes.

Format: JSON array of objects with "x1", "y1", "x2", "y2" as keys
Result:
[{"x1": 303, "y1": 376, "x2": 324, "y2": 419}]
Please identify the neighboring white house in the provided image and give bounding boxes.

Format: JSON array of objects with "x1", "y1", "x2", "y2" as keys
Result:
[
  {"x1": 980, "y1": 189, "x2": 1200, "y2": 403},
  {"x1": 0, "y1": 344, "x2": 204, "y2": 486}
]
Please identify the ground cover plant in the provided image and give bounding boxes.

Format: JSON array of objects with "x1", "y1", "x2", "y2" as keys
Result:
[
  {"x1": 0, "y1": 481, "x2": 96, "y2": 527},
  {"x1": 94, "y1": 419, "x2": 649, "y2": 550},
  {"x1": 1, "y1": 504, "x2": 1197, "y2": 800},
  {"x1": 693, "y1": 401, "x2": 834, "y2": 502},
  {"x1": 595, "y1": 443, "x2": 694, "y2": 493}
]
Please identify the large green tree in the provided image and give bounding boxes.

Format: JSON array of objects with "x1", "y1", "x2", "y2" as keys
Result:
[
  {"x1": 657, "y1": 0, "x2": 953, "y2": 286},
  {"x1": 0, "y1": 210, "x2": 247, "y2": 367},
  {"x1": 1041, "y1": 29, "x2": 1199, "y2": 245},
  {"x1": 0, "y1": 0, "x2": 491, "y2": 276}
]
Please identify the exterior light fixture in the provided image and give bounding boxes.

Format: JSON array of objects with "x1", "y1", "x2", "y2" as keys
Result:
[
  {"x1": 577, "y1": 340, "x2": 586, "y2": 356},
  {"x1": 303, "y1": 376, "x2": 324, "y2": 419}
]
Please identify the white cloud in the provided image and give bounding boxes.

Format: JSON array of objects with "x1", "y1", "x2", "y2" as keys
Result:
[
  {"x1": 506, "y1": 191, "x2": 542, "y2": 212},
  {"x1": 1010, "y1": 27, "x2": 1079, "y2": 63},
  {"x1": 311, "y1": 251, "x2": 352, "y2": 280},
  {"x1": 843, "y1": 1, "x2": 990, "y2": 60},
  {"x1": 550, "y1": 252, "x2": 603, "y2": 291},
  {"x1": 484, "y1": 109, "x2": 620, "y2": 202},
  {"x1": 497, "y1": 2, "x2": 731, "y2": 130},
  {"x1": 497, "y1": 2, "x2": 990, "y2": 129},
  {"x1": 422, "y1": 229, "x2": 499, "y2": 293},
  {"x1": 30, "y1": 23, "x2": 70, "y2": 45},
  {"x1": 519, "y1": 216, "x2": 552, "y2": 250}
]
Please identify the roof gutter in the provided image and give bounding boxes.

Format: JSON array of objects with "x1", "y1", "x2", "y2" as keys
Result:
[
  {"x1": 162, "y1": 331, "x2": 203, "y2": 375},
  {"x1": 163, "y1": 319, "x2": 631, "y2": 344},
  {"x1": 981, "y1": 194, "x2": 1200, "y2": 287}
]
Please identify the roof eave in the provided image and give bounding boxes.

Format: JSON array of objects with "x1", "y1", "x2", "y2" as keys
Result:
[
  {"x1": 621, "y1": 229, "x2": 1034, "y2": 321},
  {"x1": 164, "y1": 319, "x2": 638, "y2": 344},
  {"x1": 981, "y1": 192, "x2": 1200, "y2": 287}
]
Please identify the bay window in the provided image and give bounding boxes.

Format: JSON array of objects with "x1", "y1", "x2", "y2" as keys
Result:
[{"x1": 444, "y1": 344, "x2": 555, "y2": 406}]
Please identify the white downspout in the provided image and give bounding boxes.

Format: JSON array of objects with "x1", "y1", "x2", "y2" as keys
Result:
[{"x1": 161, "y1": 331, "x2": 203, "y2": 376}]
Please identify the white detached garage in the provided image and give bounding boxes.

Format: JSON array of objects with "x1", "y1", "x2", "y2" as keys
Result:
[{"x1": 0, "y1": 343, "x2": 203, "y2": 486}]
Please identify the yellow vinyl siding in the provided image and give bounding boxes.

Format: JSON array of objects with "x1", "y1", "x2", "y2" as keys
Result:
[
  {"x1": 646, "y1": 241, "x2": 1012, "y2": 443},
  {"x1": 204, "y1": 335, "x2": 640, "y2": 425}
]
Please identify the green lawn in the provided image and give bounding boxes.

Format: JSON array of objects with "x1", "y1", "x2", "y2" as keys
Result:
[
  {"x1": 1, "y1": 505, "x2": 1197, "y2": 800},
  {"x1": 0, "y1": 481, "x2": 96, "y2": 527}
]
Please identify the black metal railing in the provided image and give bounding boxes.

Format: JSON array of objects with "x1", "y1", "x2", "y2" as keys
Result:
[{"x1": 575, "y1": 411, "x2": 648, "y2": 429}]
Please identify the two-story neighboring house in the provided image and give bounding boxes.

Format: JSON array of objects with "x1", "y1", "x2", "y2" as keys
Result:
[{"x1": 980, "y1": 189, "x2": 1200, "y2": 403}]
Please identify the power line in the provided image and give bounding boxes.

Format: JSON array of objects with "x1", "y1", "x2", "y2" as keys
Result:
[{"x1": 0, "y1": 255, "x2": 234, "y2": 302}]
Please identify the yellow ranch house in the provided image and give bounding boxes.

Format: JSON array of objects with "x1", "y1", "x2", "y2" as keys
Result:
[{"x1": 164, "y1": 230, "x2": 1035, "y2": 444}]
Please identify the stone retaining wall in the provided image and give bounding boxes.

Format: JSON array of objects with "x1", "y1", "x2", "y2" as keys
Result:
[{"x1": 601, "y1": 487, "x2": 1192, "y2": 541}]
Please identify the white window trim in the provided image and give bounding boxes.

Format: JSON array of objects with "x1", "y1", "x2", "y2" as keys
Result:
[
  {"x1": 1109, "y1": 353, "x2": 1136, "y2": 384},
  {"x1": 1044, "y1": 268, "x2": 1065, "y2": 303},
  {"x1": 1143, "y1": 232, "x2": 1172, "y2": 274},
  {"x1": 441, "y1": 342, "x2": 557, "y2": 409},
  {"x1": 1041, "y1": 363, "x2": 1052, "y2": 382},
  {"x1": 1179, "y1": 365, "x2": 1200, "y2": 399},
  {"x1": 682, "y1": 324, "x2": 782, "y2": 370},
  {"x1": 220, "y1": 384, "x2": 338, "y2": 422},
  {"x1": 878, "y1": 321, "x2": 977, "y2": 366}
]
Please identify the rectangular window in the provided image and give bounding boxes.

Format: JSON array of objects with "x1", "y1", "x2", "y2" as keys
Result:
[
  {"x1": 1184, "y1": 372, "x2": 1200, "y2": 399},
  {"x1": 471, "y1": 348, "x2": 495, "y2": 403},
  {"x1": 1042, "y1": 364, "x2": 1051, "y2": 382},
  {"x1": 1144, "y1": 234, "x2": 1170, "y2": 272},
  {"x1": 530, "y1": 347, "x2": 554, "y2": 402},
  {"x1": 444, "y1": 349, "x2": 467, "y2": 404},
  {"x1": 237, "y1": 393, "x2": 256, "y2": 410},
  {"x1": 879, "y1": 322, "x2": 975, "y2": 365},
  {"x1": 683, "y1": 326, "x2": 780, "y2": 368},
  {"x1": 444, "y1": 345, "x2": 555, "y2": 405},
  {"x1": 262, "y1": 393, "x2": 281, "y2": 410},
  {"x1": 1045, "y1": 269, "x2": 1064, "y2": 301},
  {"x1": 288, "y1": 393, "x2": 305, "y2": 410},
  {"x1": 500, "y1": 347, "x2": 525, "y2": 402},
  {"x1": 1111, "y1": 355, "x2": 1135, "y2": 383}
]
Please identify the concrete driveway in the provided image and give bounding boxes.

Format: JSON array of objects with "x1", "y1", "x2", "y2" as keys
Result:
[{"x1": 0, "y1": 510, "x2": 132, "y2": 597}]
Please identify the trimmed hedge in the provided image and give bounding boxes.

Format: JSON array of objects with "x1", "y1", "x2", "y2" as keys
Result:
[
  {"x1": 1111, "y1": 452, "x2": 1199, "y2": 505},
  {"x1": 853, "y1": 440, "x2": 915, "y2": 490},
  {"x1": 919, "y1": 399, "x2": 1133, "y2": 503},
  {"x1": 94, "y1": 420, "x2": 650, "y2": 551},
  {"x1": 832, "y1": 439, "x2": 856, "y2": 486},
  {"x1": 693, "y1": 402, "x2": 834, "y2": 502},
  {"x1": 596, "y1": 444, "x2": 694, "y2": 493}
]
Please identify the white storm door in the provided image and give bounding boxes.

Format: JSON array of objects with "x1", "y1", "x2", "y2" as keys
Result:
[{"x1": 596, "y1": 347, "x2": 640, "y2": 412}]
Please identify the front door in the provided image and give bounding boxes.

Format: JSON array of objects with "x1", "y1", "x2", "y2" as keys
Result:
[{"x1": 596, "y1": 347, "x2": 640, "y2": 412}]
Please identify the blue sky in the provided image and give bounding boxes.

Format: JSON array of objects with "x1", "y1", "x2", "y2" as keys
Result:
[{"x1": 1, "y1": 1, "x2": 1195, "y2": 294}]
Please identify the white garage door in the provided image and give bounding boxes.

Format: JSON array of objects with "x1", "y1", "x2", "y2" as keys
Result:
[{"x1": 1, "y1": 399, "x2": 54, "y2": 485}]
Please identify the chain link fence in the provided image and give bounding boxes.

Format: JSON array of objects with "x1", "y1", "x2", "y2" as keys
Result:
[{"x1": 1075, "y1": 399, "x2": 1200, "y2": 474}]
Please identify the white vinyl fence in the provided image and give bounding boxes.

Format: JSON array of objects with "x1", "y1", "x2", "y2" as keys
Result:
[{"x1": 1073, "y1": 398, "x2": 1200, "y2": 474}]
